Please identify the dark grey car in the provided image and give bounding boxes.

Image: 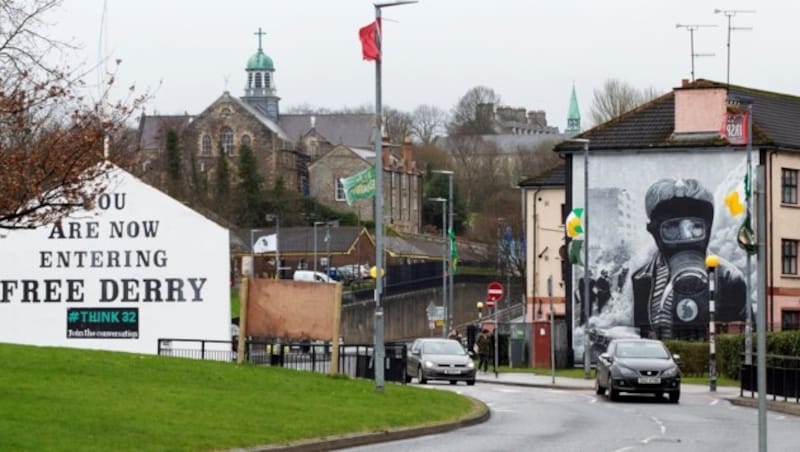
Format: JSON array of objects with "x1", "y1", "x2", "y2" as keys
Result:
[
  {"x1": 405, "y1": 338, "x2": 476, "y2": 385},
  {"x1": 595, "y1": 338, "x2": 681, "y2": 403}
]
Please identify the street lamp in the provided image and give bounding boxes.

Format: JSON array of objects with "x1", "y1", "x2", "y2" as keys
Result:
[
  {"x1": 313, "y1": 221, "x2": 327, "y2": 274},
  {"x1": 265, "y1": 214, "x2": 280, "y2": 279},
  {"x1": 565, "y1": 137, "x2": 591, "y2": 379},
  {"x1": 432, "y1": 169, "x2": 454, "y2": 337},
  {"x1": 428, "y1": 197, "x2": 447, "y2": 338},
  {"x1": 706, "y1": 254, "x2": 720, "y2": 392},
  {"x1": 370, "y1": 0, "x2": 418, "y2": 393},
  {"x1": 476, "y1": 301, "x2": 484, "y2": 321}
]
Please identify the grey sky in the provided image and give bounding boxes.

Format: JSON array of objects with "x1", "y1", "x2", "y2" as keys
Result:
[{"x1": 51, "y1": 0, "x2": 797, "y2": 131}]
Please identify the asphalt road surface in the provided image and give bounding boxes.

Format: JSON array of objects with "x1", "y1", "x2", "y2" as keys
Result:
[{"x1": 342, "y1": 382, "x2": 799, "y2": 452}]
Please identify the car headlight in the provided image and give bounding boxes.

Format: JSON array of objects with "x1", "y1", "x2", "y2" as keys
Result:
[
  {"x1": 467, "y1": 361, "x2": 475, "y2": 369},
  {"x1": 424, "y1": 360, "x2": 435, "y2": 369},
  {"x1": 615, "y1": 365, "x2": 638, "y2": 378},
  {"x1": 662, "y1": 366, "x2": 679, "y2": 378}
]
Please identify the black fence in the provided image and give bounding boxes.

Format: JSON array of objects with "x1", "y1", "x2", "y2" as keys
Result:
[
  {"x1": 157, "y1": 338, "x2": 407, "y2": 383},
  {"x1": 740, "y1": 354, "x2": 800, "y2": 403}
]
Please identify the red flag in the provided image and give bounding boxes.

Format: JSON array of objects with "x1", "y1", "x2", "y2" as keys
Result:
[{"x1": 359, "y1": 19, "x2": 381, "y2": 61}]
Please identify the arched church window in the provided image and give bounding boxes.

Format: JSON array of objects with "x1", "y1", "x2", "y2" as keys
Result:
[
  {"x1": 254, "y1": 73, "x2": 263, "y2": 89},
  {"x1": 221, "y1": 128, "x2": 234, "y2": 155},
  {"x1": 201, "y1": 135, "x2": 211, "y2": 155},
  {"x1": 241, "y1": 134, "x2": 251, "y2": 147}
]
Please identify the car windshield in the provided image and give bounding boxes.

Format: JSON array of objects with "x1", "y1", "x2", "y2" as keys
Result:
[
  {"x1": 422, "y1": 340, "x2": 465, "y2": 355},
  {"x1": 615, "y1": 342, "x2": 669, "y2": 359}
]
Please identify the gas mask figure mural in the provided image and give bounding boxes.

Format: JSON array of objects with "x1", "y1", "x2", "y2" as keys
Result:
[{"x1": 632, "y1": 178, "x2": 746, "y2": 339}]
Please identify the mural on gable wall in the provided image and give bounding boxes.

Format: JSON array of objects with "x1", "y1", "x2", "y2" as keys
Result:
[{"x1": 570, "y1": 151, "x2": 754, "y2": 363}]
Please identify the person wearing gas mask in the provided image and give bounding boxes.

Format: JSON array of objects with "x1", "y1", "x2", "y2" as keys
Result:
[{"x1": 632, "y1": 178, "x2": 745, "y2": 340}]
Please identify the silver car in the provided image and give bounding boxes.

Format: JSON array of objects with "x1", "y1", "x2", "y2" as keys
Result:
[{"x1": 405, "y1": 338, "x2": 476, "y2": 385}]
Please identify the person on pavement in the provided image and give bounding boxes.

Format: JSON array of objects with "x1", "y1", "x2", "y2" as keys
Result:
[{"x1": 476, "y1": 329, "x2": 492, "y2": 372}]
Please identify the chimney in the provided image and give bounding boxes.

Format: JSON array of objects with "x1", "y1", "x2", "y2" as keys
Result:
[
  {"x1": 681, "y1": 79, "x2": 690, "y2": 88},
  {"x1": 674, "y1": 83, "x2": 727, "y2": 134},
  {"x1": 402, "y1": 137, "x2": 414, "y2": 172},
  {"x1": 381, "y1": 132, "x2": 391, "y2": 169}
]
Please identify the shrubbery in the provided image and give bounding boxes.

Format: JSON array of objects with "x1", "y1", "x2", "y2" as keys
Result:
[{"x1": 665, "y1": 331, "x2": 800, "y2": 379}]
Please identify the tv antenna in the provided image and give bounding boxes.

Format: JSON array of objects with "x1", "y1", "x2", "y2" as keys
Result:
[
  {"x1": 676, "y1": 24, "x2": 716, "y2": 82},
  {"x1": 715, "y1": 9, "x2": 755, "y2": 85}
]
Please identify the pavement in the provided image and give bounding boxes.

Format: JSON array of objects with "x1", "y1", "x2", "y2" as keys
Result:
[{"x1": 242, "y1": 371, "x2": 800, "y2": 452}]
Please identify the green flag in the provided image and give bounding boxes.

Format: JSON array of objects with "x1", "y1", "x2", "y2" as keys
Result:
[
  {"x1": 569, "y1": 239, "x2": 583, "y2": 266},
  {"x1": 737, "y1": 168, "x2": 757, "y2": 255},
  {"x1": 448, "y1": 227, "x2": 458, "y2": 274},
  {"x1": 339, "y1": 166, "x2": 376, "y2": 206}
]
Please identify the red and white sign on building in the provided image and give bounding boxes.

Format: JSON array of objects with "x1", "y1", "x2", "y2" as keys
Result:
[{"x1": 486, "y1": 281, "x2": 503, "y2": 308}]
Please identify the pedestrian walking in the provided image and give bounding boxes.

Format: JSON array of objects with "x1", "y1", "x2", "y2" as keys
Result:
[{"x1": 476, "y1": 329, "x2": 492, "y2": 372}]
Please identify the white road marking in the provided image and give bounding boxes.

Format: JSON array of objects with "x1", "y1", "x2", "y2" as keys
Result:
[
  {"x1": 612, "y1": 447, "x2": 635, "y2": 452},
  {"x1": 710, "y1": 399, "x2": 720, "y2": 406},
  {"x1": 641, "y1": 436, "x2": 659, "y2": 444}
]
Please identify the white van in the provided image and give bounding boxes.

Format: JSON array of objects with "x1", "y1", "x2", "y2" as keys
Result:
[{"x1": 293, "y1": 270, "x2": 334, "y2": 283}]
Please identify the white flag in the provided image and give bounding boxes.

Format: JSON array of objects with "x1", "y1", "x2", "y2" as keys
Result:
[{"x1": 253, "y1": 233, "x2": 277, "y2": 253}]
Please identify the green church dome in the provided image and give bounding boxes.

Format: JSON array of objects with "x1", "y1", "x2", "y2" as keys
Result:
[{"x1": 247, "y1": 49, "x2": 273, "y2": 71}]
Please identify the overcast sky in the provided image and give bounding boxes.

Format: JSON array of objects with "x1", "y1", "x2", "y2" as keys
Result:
[{"x1": 50, "y1": 0, "x2": 797, "y2": 131}]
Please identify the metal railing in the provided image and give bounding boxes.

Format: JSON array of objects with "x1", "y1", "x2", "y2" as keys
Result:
[
  {"x1": 740, "y1": 354, "x2": 800, "y2": 403},
  {"x1": 157, "y1": 338, "x2": 408, "y2": 383}
]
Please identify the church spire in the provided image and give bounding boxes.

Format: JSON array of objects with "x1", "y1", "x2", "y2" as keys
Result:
[
  {"x1": 243, "y1": 27, "x2": 280, "y2": 120},
  {"x1": 566, "y1": 83, "x2": 581, "y2": 134}
]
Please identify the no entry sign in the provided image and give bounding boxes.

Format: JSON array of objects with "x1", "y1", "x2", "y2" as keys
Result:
[{"x1": 487, "y1": 281, "x2": 503, "y2": 308}]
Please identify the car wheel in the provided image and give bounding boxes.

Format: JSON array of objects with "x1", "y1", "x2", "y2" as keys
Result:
[
  {"x1": 609, "y1": 388, "x2": 620, "y2": 401},
  {"x1": 417, "y1": 366, "x2": 427, "y2": 384},
  {"x1": 595, "y1": 377, "x2": 605, "y2": 395},
  {"x1": 467, "y1": 379, "x2": 476, "y2": 386},
  {"x1": 668, "y1": 390, "x2": 680, "y2": 404},
  {"x1": 404, "y1": 369, "x2": 412, "y2": 384}
]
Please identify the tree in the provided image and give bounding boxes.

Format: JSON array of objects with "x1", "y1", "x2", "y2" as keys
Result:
[
  {"x1": 213, "y1": 152, "x2": 231, "y2": 220},
  {"x1": 448, "y1": 86, "x2": 501, "y2": 135},
  {"x1": 0, "y1": 0, "x2": 146, "y2": 230},
  {"x1": 235, "y1": 144, "x2": 264, "y2": 227},
  {"x1": 411, "y1": 104, "x2": 448, "y2": 146},
  {"x1": 589, "y1": 78, "x2": 661, "y2": 126},
  {"x1": 383, "y1": 106, "x2": 413, "y2": 143},
  {"x1": 164, "y1": 130, "x2": 183, "y2": 198}
]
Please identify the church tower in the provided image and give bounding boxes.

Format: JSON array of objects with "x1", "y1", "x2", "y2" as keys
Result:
[
  {"x1": 242, "y1": 27, "x2": 280, "y2": 120},
  {"x1": 566, "y1": 83, "x2": 581, "y2": 134}
]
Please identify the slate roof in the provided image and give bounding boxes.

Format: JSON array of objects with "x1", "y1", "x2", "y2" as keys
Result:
[
  {"x1": 385, "y1": 234, "x2": 486, "y2": 262},
  {"x1": 518, "y1": 163, "x2": 565, "y2": 188},
  {"x1": 228, "y1": 95, "x2": 292, "y2": 141},
  {"x1": 279, "y1": 113, "x2": 375, "y2": 148},
  {"x1": 232, "y1": 226, "x2": 371, "y2": 255},
  {"x1": 137, "y1": 114, "x2": 193, "y2": 150},
  {"x1": 555, "y1": 79, "x2": 800, "y2": 153}
]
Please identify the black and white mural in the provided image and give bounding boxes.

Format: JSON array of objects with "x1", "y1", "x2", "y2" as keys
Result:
[{"x1": 570, "y1": 151, "x2": 754, "y2": 362}]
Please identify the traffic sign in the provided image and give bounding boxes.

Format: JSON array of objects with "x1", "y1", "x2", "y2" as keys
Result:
[{"x1": 487, "y1": 281, "x2": 503, "y2": 308}]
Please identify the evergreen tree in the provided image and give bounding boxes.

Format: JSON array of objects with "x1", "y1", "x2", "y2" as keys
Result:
[
  {"x1": 235, "y1": 144, "x2": 264, "y2": 227},
  {"x1": 214, "y1": 151, "x2": 231, "y2": 220},
  {"x1": 164, "y1": 130, "x2": 183, "y2": 198}
]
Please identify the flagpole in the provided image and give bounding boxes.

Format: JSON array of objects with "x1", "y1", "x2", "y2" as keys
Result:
[{"x1": 744, "y1": 101, "x2": 754, "y2": 365}]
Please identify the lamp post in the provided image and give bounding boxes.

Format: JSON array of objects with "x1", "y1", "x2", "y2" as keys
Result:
[
  {"x1": 432, "y1": 169, "x2": 454, "y2": 337},
  {"x1": 706, "y1": 254, "x2": 719, "y2": 392},
  {"x1": 371, "y1": 0, "x2": 418, "y2": 393},
  {"x1": 566, "y1": 138, "x2": 591, "y2": 379},
  {"x1": 313, "y1": 221, "x2": 326, "y2": 274},
  {"x1": 266, "y1": 214, "x2": 280, "y2": 279},
  {"x1": 476, "y1": 301, "x2": 484, "y2": 322},
  {"x1": 428, "y1": 197, "x2": 447, "y2": 337}
]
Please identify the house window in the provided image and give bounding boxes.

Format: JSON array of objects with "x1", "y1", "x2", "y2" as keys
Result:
[
  {"x1": 335, "y1": 178, "x2": 346, "y2": 201},
  {"x1": 241, "y1": 134, "x2": 251, "y2": 147},
  {"x1": 782, "y1": 310, "x2": 800, "y2": 331},
  {"x1": 221, "y1": 127, "x2": 234, "y2": 155},
  {"x1": 201, "y1": 135, "x2": 211, "y2": 155},
  {"x1": 783, "y1": 239, "x2": 798, "y2": 275},
  {"x1": 782, "y1": 168, "x2": 798, "y2": 204}
]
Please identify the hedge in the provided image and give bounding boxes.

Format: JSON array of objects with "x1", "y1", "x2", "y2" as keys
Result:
[{"x1": 664, "y1": 330, "x2": 800, "y2": 379}]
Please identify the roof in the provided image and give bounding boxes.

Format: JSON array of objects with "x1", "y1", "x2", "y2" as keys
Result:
[
  {"x1": 555, "y1": 79, "x2": 800, "y2": 152},
  {"x1": 137, "y1": 114, "x2": 193, "y2": 150},
  {"x1": 247, "y1": 49, "x2": 274, "y2": 71},
  {"x1": 228, "y1": 94, "x2": 291, "y2": 141},
  {"x1": 568, "y1": 84, "x2": 580, "y2": 121},
  {"x1": 279, "y1": 114, "x2": 374, "y2": 148},
  {"x1": 518, "y1": 163, "x2": 565, "y2": 188}
]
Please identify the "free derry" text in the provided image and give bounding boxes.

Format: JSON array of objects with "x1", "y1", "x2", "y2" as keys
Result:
[{"x1": 0, "y1": 278, "x2": 207, "y2": 303}]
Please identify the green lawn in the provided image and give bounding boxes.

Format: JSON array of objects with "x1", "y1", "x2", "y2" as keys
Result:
[{"x1": 0, "y1": 344, "x2": 476, "y2": 451}]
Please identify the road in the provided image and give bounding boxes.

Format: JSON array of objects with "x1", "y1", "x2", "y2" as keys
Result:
[{"x1": 342, "y1": 381, "x2": 799, "y2": 452}]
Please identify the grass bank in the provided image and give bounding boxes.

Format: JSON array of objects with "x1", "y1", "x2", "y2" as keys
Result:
[{"x1": 0, "y1": 344, "x2": 475, "y2": 451}]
